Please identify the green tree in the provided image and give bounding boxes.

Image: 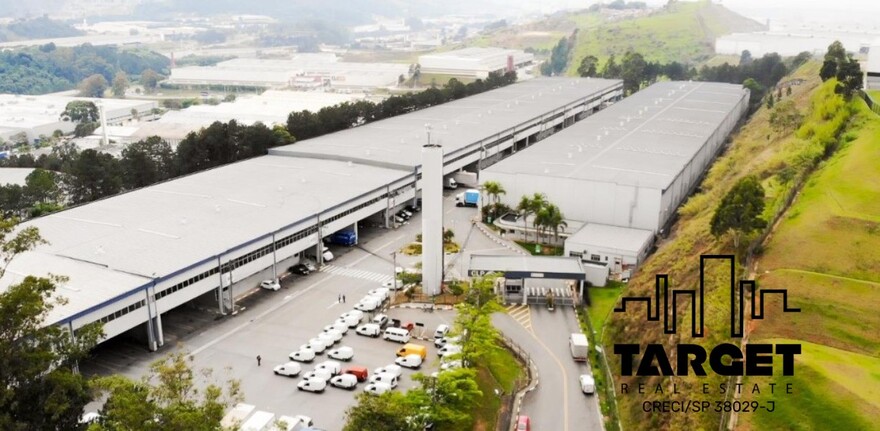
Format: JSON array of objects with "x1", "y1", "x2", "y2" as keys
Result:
[
  {"x1": 742, "y1": 78, "x2": 765, "y2": 113},
  {"x1": 577, "y1": 55, "x2": 599, "y2": 77},
  {"x1": 343, "y1": 392, "x2": 419, "y2": 431},
  {"x1": 766, "y1": 92, "x2": 774, "y2": 108},
  {"x1": 482, "y1": 180, "x2": 505, "y2": 206},
  {"x1": 23, "y1": 168, "x2": 62, "y2": 208},
  {"x1": 120, "y1": 136, "x2": 175, "y2": 189},
  {"x1": 528, "y1": 193, "x2": 547, "y2": 243},
  {"x1": 0, "y1": 185, "x2": 26, "y2": 218},
  {"x1": 90, "y1": 351, "x2": 242, "y2": 431},
  {"x1": 516, "y1": 195, "x2": 534, "y2": 242},
  {"x1": 112, "y1": 71, "x2": 128, "y2": 98},
  {"x1": 140, "y1": 69, "x2": 160, "y2": 93},
  {"x1": 835, "y1": 55, "x2": 863, "y2": 97},
  {"x1": 79, "y1": 74, "x2": 108, "y2": 98},
  {"x1": 539, "y1": 203, "x2": 567, "y2": 243},
  {"x1": 63, "y1": 149, "x2": 123, "y2": 204},
  {"x1": 411, "y1": 368, "x2": 483, "y2": 430},
  {"x1": 710, "y1": 175, "x2": 767, "y2": 249},
  {"x1": 739, "y1": 49, "x2": 753, "y2": 66},
  {"x1": 0, "y1": 219, "x2": 103, "y2": 431},
  {"x1": 820, "y1": 40, "x2": 848, "y2": 82},
  {"x1": 61, "y1": 100, "x2": 99, "y2": 123},
  {"x1": 620, "y1": 50, "x2": 648, "y2": 94},
  {"x1": 601, "y1": 54, "x2": 621, "y2": 79}
]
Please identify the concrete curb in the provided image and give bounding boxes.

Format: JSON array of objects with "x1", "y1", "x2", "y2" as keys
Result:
[
  {"x1": 475, "y1": 222, "x2": 530, "y2": 256},
  {"x1": 498, "y1": 336, "x2": 539, "y2": 431}
]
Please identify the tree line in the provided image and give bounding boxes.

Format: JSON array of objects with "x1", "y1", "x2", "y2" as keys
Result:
[
  {"x1": 577, "y1": 48, "x2": 812, "y2": 112},
  {"x1": 287, "y1": 71, "x2": 518, "y2": 141},
  {"x1": 1, "y1": 71, "x2": 519, "y2": 219},
  {"x1": 0, "y1": 43, "x2": 169, "y2": 95}
]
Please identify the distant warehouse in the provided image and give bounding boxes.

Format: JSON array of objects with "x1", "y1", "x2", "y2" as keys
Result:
[
  {"x1": 418, "y1": 47, "x2": 535, "y2": 79},
  {"x1": 482, "y1": 81, "x2": 749, "y2": 274}
]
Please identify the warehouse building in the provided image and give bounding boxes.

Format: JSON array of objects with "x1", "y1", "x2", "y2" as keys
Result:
[
  {"x1": 482, "y1": 81, "x2": 749, "y2": 272},
  {"x1": 0, "y1": 78, "x2": 623, "y2": 350},
  {"x1": 0, "y1": 94, "x2": 158, "y2": 143},
  {"x1": 419, "y1": 47, "x2": 535, "y2": 79},
  {"x1": 868, "y1": 41, "x2": 880, "y2": 90}
]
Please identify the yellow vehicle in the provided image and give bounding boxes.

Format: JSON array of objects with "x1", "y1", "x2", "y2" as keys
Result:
[{"x1": 396, "y1": 343, "x2": 427, "y2": 360}]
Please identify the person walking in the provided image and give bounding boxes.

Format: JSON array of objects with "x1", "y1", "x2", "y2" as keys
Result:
[
  {"x1": 256, "y1": 355, "x2": 262, "y2": 366},
  {"x1": 342, "y1": 294, "x2": 346, "y2": 303}
]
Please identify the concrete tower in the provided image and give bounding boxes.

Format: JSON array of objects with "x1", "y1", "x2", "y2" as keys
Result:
[{"x1": 421, "y1": 125, "x2": 443, "y2": 296}]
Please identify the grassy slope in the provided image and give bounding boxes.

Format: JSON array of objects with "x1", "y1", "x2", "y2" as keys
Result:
[
  {"x1": 604, "y1": 61, "x2": 860, "y2": 430},
  {"x1": 565, "y1": 1, "x2": 765, "y2": 74},
  {"x1": 737, "y1": 100, "x2": 880, "y2": 429}
]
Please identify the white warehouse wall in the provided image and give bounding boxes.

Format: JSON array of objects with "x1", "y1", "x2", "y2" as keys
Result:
[{"x1": 486, "y1": 171, "x2": 664, "y2": 232}]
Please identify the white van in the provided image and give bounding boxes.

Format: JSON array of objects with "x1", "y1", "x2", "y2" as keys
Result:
[
  {"x1": 340, "y1": 310, "x2": 365, "y2": 322},
  {"x1": 367, "y1": 288, "x2": 390, "y2": 301},
  {"x1": 354, "y1": 297, "x2": 381, "y2": 312},
  {"x1": 438, "y1": 344, "x2": 462, "y2": 358},
  {"x1": 302, "y1": 369, "x2": 333, "y2": 383},
  {"x1": 434, "y1": 324, "x2": 450, "y2": 339},
  {"x1": 270, "y1": 415, "x2": 313, "y2": 431},
  {"x1": 356, "y1": 323, "x2": 381, "y2": 337},
  {"x1": 368, "y1": 372, "x2": 399, "y2": 388},
  {"x1": 241, "y1": 410, "x2": 275, "y2": 431},
  {"x1": 297, "y1": 378, "x2": 327, "y2": 393},
  {"x1": 382, "y1": 327, "x2": 411, "y2": 343}
]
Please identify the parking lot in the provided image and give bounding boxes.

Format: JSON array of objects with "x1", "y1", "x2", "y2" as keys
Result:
[{"x1": 80, "y1": 190, "x2": 492, "y2": 430}]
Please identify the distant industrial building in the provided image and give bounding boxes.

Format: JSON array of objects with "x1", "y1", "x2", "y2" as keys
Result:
[
  {"x1": 0, "y1": 94, "x2": 157, "y2": 144},
  {"x1": 0, "y1": 167, "x2": 36, "y2": 186},
  {"x1": 419, "y1": 47, "x2": 535, "y2": 79},
  {"x1": 129, "y1": 90, "x2": 365, "y2": 145},
  {"x1": 166, "y1": 56, "x2": 409, "y2": 91},
  {"x1": 867, "y1": 41, "x2": 880, "y2": 90},
  {"x1": 483, "y1": 81, "x2": 749, "y2": 274},
  {"x1": 715, "y1": 30, "x2": 880, "y2": 57},
  {"x1": 0, "y1": 78, "x2": 623, "y2": 351}
]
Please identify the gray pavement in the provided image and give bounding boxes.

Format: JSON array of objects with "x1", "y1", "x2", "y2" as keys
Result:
[{"x1": 493, "y1": 306, "x2": 604, "y2": 431}]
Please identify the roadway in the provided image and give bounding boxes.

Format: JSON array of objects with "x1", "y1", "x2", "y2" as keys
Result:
[{"x1": 493, "y1": 305, "x2": 603, "y2": 431}]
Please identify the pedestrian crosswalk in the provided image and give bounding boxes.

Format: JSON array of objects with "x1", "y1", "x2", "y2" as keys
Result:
[
  {"x1": 320, "y1": 265, "x2": 395, "y2": 284},
  {"x1": 525, "y1": 287, "x2": 570, "y2": 298},
  {"x1": 506, "y1": 304, "x2": 533, "y2": 333}
]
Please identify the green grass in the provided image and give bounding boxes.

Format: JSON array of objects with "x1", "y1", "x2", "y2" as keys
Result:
[
  {"x1": 588, "y1": 282, "x2": 625, "y2": 335},
  {"x1": 868, "y1": 89, "x2": 880, "y2": 100},
  {"x1": 742, "y1": 339, "x2": 880, "y2": 430},
  {"x1": 471, "y1": 343, "x2": 523, "y2": 431},
  {"x1": 514, "y1": 241, "x2": 563, "y2": 256},
  {"x1": 565, "y1": 1, "x2": 764, "y2": 74}
]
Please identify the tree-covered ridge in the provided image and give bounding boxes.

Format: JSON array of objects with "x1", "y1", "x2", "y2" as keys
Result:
[
  {"x1": 0, "y1": 16, "x2": 84, "y2": 41},
  {"x1": 0, "y1": 44, "x2": 169, "y2": 95}
]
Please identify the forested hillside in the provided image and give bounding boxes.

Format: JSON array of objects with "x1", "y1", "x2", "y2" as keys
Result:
[{"x1": 0, "y1": 44, "x2": 169, "y2": 94}]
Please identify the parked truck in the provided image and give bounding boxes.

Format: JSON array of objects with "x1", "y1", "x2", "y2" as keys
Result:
[
  {"x1": 569, "y1": 333, "x2": 589, "y2": 362},
  {"x1": 455, "y1": 189, "x2": 480, "y2": 207},
  {"x1": 444, "y1": 177, "x2": 458, "y2": 189},
  {"x1": 329, "y1": 229, "x2": 357, "y2": 246}
]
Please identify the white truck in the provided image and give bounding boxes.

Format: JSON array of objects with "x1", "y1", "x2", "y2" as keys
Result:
[
  {"x1": 221, "y1": 403, "x2": 256, "y2": 429},
  {"x1": 569, "y1": 333, "x2": 589, "y2": 362},
  {"x1": 241, "y1": 410, "x2": 275, "y2": 431}
]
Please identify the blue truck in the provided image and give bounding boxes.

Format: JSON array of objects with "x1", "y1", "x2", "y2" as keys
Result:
[
  {"x1": 329, "y1": 229, "x2": 357, "y2": 246},
  {"x1": 455, "y1": 189, "x2": 480, "y2": 207}
]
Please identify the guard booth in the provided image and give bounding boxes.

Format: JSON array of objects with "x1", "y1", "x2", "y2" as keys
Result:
[{"x1": 468, "y1": 255, "x2": 590, "y2": 307}]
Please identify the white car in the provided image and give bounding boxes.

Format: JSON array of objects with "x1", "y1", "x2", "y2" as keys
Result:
[
  {"x1": 314, "y1": 360, "x2": 342, "y2": 376},
  {"x1": 364, "y1": 382, "x2": 393, "y2": 395},
  {"x1": 329, "y1": 374, "x2": 359, "y2": 390},
  {"x1": 289, "y1": 348, "x2": 316, "y2": 363},
  {"x1": 579, "y1": 374, "x2": 596, "y2": 395},
  {"x1": 302, "y1": 369, "x2": 333, "y2": 382},
  {"x1": 323, "y1": 322, "x2": 349, "y2": 335},
  {"x1": 356, "y1": 323, "x2": 381, "y2": 338},
  {"x1": 301, "y1": 337, "x2": 329, "y2": 353},
  {"x1": 373, "y1": 364, "x2": 403, "y2": 379},
  {"x1": 367, "y1": 288, "x2": 390, "y2": 301},
  {"x1": 372, "y1": 314, "x2": 390, "y2": 328},
  {"x1": 438, "y1": 344, "x2": 462, "y2": 358},
  {"x1": 395, "y1": 354, "x2": 423, "y2": 369},
  {"x1": 273, "y1": 362, "x2": 302, "y2": 377},
  {"x1": 354, "y1": 297, "x2": 380, "y2": 312},
  {"x1": 435, "y1": 335, "x2": 461, "y2": 348},
  {"x1": 340, "y1": 310, "x2": 365, "y2": 323},
  {"x1": 318, "y1": 331, "x2": 341, "y2": 345},
  {"x1": 327, "y1": 346, "x2": 354, "y2": 361},
  {"x1": 382, "y1": 279, "x2": 404, "y2": 290},
  {"x1": 260, "y1": 279, "x2": 281, "y2": 291},
  {"x1": 297, "y1": 378, "x2": 327, "y2": 393}
]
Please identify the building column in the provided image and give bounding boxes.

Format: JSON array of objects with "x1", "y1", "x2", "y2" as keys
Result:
[
  {"x1": 271, "y1": 233, "x2": 278, "y2": 282},
  {"x1": 216, "y1": 256, "x2": 226, "y2": 315},
  {"x1": 145, "y1": 287, "x2": 157, "y2": 351},
  {"x1": 68, "y1": 321, "x2": 80, "y2": 373},
  {"x1": 315, "y1": 215, "x2": 324, "y2": 266}
]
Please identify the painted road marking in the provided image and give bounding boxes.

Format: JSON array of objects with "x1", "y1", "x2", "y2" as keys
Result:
[
  {"x1": 320, "y1": 265, "x2": 395, "y2": 283},
  {"x1": 506, "y1": 304, "x2": 534, "y2": 334}
]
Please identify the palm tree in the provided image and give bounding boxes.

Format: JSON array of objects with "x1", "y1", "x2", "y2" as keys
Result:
[
  {"x1": 529, "y1": 193, "x2": 547, "y2": 243},
  {"x1": 483, "y1": 181, "x2": 506, "y2": 206},
  {"x1": 482, "y1": 181, "x2": 506, "y2": 223},
  {"x1": 535, "y1": 206, "x2": 551, "y2": 245},
  {"x1": 544, "y1": 204, "x2": 568, "y2": 244},
  {"x1": 516, "y1": 195, "x2": 533, "y2": 242}
]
